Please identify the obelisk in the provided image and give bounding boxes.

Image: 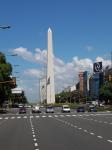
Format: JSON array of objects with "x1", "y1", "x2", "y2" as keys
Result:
[{"x1": 46, "y1": 28, "x2": 55, "y2": 104}]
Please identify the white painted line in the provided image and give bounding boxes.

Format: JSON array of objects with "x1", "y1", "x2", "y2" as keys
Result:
[
  {"x1": 78, "y1": 128, "x2": 82, "y2": 130},
  {"x1": 48, "y1": 115, "x2": 52, "y2": 118},
  {"x1": 0, "y1": 117, "x2": 3, "y2": 119},
  {"x1": 60, "y1": 115, "x2": 64, "y2": 117},
  {"x1": 109, "y1": 123, "x2": 112, "y2": 124},
  {"x1": 36, "y1": 116, "x2": 39, "y2": 118},
  {"x1": 30, "y1": 116, "x2": 33, "y2": 118},
  {"x1": 72, "y1": 115, "x2": 76, "y2": 116},
  {"x1": 107, "y1": 140, "x2": 112, "y2": 143},
  {"x1": 32, "y1": 132, "x2": 35, "y2": 134},
  {"x1": 90, "y1": 132, "x2": 95, "y2": 135},
  {"x1": 84, "y1": 130, "x2": 88, "y2": 133},
  {"x1": 74, "y1": 126, "x2": 77, "y2": 128},
  {"x1": 97, "y1": 136, "x2": 103, "y2": 139},
  {"x1": 33, "y1": 138, "x2": 37, "y2": 141},
  {"x1": 42, "y1": 116, "x2": 46, "y2": 118},
  {"x1": 17, "y1": 116, "x2": 21, "y2": 119},
  {"x1": 66, "y1": 115, "x2": 71, "y2": 117},
  {"x1": 11, "y1": 117, "x2": 15, "y2": 119},
  {"x1": 34, "y1": 143, "x2": 38, "y2": 146},
  {"x1": 54, "y1": 115, "x2": 58, "y2": 117},
  {"x1": 5, "y1": 117, "x2": 8, "y2": 120},
  {"x1": 23, "y1": 116, "x2": 27, "y2": 118},
  {"x1": 33, "y1": 135, "x2": 36, "y2": 137}
]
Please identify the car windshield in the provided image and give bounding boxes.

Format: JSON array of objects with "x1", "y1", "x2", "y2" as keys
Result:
[
  {"x1": 47, "y1": 106, "x2": 53, "y2": 109},
  {"x1": 63, "y1": 106, "x2": 69, "y2": 109}
]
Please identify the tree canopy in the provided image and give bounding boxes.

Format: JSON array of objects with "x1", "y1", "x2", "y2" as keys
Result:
[{"x1": 0, "y1": 52, "x2": 12, "y2": 106}]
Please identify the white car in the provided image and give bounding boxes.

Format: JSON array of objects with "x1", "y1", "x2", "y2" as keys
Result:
[
  {"x1": 32, "y1": 106, "x2": 41, "y2": 113},
  {"x1": 62, "y1": 105, "x2": 70, "y2": 113},
  {"x1": 46, "y1": 106, "x2": 54, "y2": 113}
]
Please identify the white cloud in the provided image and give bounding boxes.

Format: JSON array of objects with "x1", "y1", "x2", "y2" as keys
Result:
[
  {"x1": 12, "y1": 47, "x2": 111, "y2": 101},
  {"x1": 12, "y1": 47, "x2": 47, "y2": 64},
  {"x1": 13, "y1": 47, "x2": 34, "y2": 62},
  {"x1": 24, "y1": 69, "x2": 42, "y2": 78},
  {"x1": 85, "y1": 45, "x2": 94, "y2": 52}
]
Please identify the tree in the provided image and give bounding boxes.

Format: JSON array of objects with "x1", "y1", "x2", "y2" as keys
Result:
[
  {"x1": 0, "y1": 52, "x2": 13, "y2": 106},
  {"x1": 100, "y1": 82, "x2": 112, "y2": 104}
]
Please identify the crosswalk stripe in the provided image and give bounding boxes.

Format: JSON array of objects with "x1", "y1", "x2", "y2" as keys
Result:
[{"x1": 23, "y1": 116, "x2": 27, "y2": 118}]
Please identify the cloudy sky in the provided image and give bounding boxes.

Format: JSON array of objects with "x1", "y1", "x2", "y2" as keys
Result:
[{"x1": 0, "y1": 0, "x2": 111, "y2": 102}]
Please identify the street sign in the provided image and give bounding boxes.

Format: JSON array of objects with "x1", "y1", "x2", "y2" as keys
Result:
[{"x1": 93, "y1": 62, "x2": 102, "y2": 72}]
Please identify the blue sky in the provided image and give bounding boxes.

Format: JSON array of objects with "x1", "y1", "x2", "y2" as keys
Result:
[{"x1": 0, "y1": 0, "x2": 112, "y2": 102}]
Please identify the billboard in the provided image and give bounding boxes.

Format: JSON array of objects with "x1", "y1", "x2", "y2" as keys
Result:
[{"x1": 93, "y1": 62, "x2": 102, "y2": 73}]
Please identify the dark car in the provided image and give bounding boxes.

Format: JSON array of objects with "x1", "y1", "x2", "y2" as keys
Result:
[
  {"x1": 77, "y1": 106, "x2": 85, "y2": 112},
  {"x1": 88, "y1": 105, "x2": 97, "y2": 112},
  {"x1": 19, "y1": 106, "x2": 26, "y2": 114}
]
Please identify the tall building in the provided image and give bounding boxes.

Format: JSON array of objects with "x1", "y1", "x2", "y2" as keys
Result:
[
  {"x1": 89, "y1": 72, "x2": 104, "y2": 99},
  {"x1": 46, "y1": 28, "x2": 55, "y2": 104},
  {"x1": 78, "y1": 71, "x2": 88, "y2": 96}
]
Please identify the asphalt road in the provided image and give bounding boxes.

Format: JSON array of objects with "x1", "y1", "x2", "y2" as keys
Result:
[{"x1": 0, "y1": 108, "x2": 112, "y2": 150}]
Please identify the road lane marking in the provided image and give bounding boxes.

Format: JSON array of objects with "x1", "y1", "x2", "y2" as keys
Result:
[
  {"x1": 42, "y1": 115, "x2": 46, "y2": 118},
  {"x1": 11, "y1": 117, "x2": 15, "y2": 119},
  {"x1": 0, "y1": 117, "x2": 3, "y2": 119},
  {"x1": 34, "y1": 143, "x2": 38, "y2": 146},
  {"x1": 4, "y1": 117, "x2": 8, "y2": 120},
  {"x1": 33, "y1": 138, "x2": 37, "y2": 141},
  {"x1": 78, "y1": 128, "x2": 82, "y2": 130},
  {"x1": 60, "y1": 115, "x2": 64, "y2": 117},
  {"x1": 48, "y1": 115, "x2": 52, "y2": 118},
  {"x1": 53, "y1": 116, "x2": 112, "y2": 145},
  {"x1": 36, "y1": 116, "x2": 39, "y2": 118},
  {"x1": 107, "y1": 140, "x2": 112, "y2": 143},
  {"x1": 90, "y1": 132, "x2": 95, "y2": 135},
  {"x1": 54, "y1": 115, "x2": 58, "y2": 117},
  {"x1": 23, "y1": 116, "x2": 27, "y2": 118},
  {"x1": 84, "y1": 130, "x2": 88, "y2": 133},
  {"x1": 17, "y1": 116, "x2": 21, "y2": 119},
  {"x1": 97, "y1": 136, "x2": 103, "y2": 139},
  {"x1": 66, "y1": 114, "x2": 71, "y2": 117},
  {"x1": 30, "y1": 116, "x2": 33, "y2": 118}
]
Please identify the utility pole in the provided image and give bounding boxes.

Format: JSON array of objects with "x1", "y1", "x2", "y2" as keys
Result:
[{"x1": 110, "y1": 51, "x2": 112, "y2": 69}]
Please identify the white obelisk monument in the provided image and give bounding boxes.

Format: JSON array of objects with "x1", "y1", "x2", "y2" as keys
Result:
[{"x1": 46, "y1": 28, "x2": 55, "y2": 104}]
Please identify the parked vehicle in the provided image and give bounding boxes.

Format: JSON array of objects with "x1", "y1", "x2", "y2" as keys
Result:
[
  {"x1": 62, "y1": 105, "x2": 70, "y2": 113},
  {"x1": 77, "y1": 106, "x2": 85, "y2": 112}
]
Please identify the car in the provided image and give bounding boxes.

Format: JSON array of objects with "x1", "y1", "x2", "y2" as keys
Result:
[
  {"x1": 19, "y1": 106, "x2": 26, "y2": 114},
  {"x1": 19, "y1": 104, "x2": 24, "y2": 108},
  {"x1": 32, "y1": 106, "x2": 41, "y2": 113},
  {"x1": 62, "y1": 105, "x2": 70, "y2": 113},
  {"x1": 46, "y1": 106, "x2": 54, "y2": 113},
  {"x1": 77, "y1": 106, "x2": 85, "y2": 112},
  {"x1": 88, "y1": 105, "x2": 97, "y2": 112}
]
